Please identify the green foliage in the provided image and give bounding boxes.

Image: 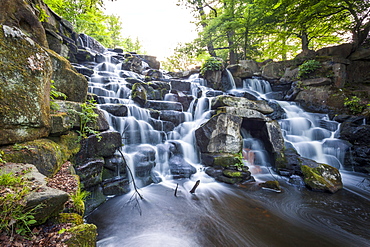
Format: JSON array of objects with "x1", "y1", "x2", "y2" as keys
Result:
[
  {"x1": 50, "y1": 80, "x2": 67, "y2": 112},
  {"x1": 12, "y1": 143, "x2": 35, "y2": 151},
  {"x1": 0, "y1": 169, "x2": 40, "y2": 236},
  {"x1": 35, "y1": 4, "x2": 49, "y2": 22},
  {"x1": 298, "y1": 60, "x2": 321, "y2": 79},
  {"x1": 76, "y1": 99, "x2": 100, "y2": 140},
  {"x1": 162, "y1": 41, "x2": 208, "y2": 71},
  {"x1": 70, "y1": 187, "x2": 90, "y2": 215},
  {"x1": 200, "y1": 57, "x2": 223, "y2": 75},
  {"x1": 0, "y1": 150, "x2": 5, "y2": 164},
  {"x1": 344, "y1": 96, "x2": 368, "y2": 115},
  {"x1": 43, "y1": 0, "x2": 145, "y2": 51}
]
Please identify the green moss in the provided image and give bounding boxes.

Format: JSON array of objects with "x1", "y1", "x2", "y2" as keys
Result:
[
  {"x1": 301, "y1": 164, "x2": 342, "y2": 193},
  {"x1": 54, "y1": 213, "x2": 84, "y2": 226},
  {"x1": 213, "y1": 154, "x2": 241, "y2": 168},
  {"x1": 65, "y1": 223, "x2": 97, "y2": 247},
  {"x1": 223, "y1": 169, "x2": 243, "y2": 178},
  {"x1": 2, "y1": 139, "x2": 67, "y2": 177}
]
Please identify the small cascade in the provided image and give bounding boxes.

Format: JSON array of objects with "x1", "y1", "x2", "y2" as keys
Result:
[
  {"x1": 225, "y1": 69, "x2": 237, "y2": 90},
  {"x1": 278, "y1": 101, "x2": 349, "y2": 169}
]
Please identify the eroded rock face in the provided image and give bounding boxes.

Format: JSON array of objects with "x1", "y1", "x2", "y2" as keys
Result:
[
  {"x1": 0, "y1": 25, "x2": 52, "y2": 145},
  {"x1": 195, "y1": 113, "x2": 243, "y2": 153},
  {"x1": 0, "y1": 0, "x2": 48, "y2": 47}
]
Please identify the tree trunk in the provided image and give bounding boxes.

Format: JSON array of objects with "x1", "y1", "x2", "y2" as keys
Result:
[
  {"x1": 301, "y1": 31, "x2": 309, "y2": 51},
  {"x1": 227, "y1": 30, "x2": 236, "y2": 64},
  {"x1": 196, "y1": 0, "x2": 217, "y2": 57}
]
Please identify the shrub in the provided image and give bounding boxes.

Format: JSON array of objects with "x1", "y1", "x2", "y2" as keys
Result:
[
  {"x1": 0, "y1": 169, "x2": 40, "y2": 236},
  {"x1": 344, "y1": 96, "x2": 368, "y2": 115},
  {"x1": 200, "y1": 57, "x2": 223, "y2": 75},
  {"x1": 298, "y1": 60, "x2": 321, "y2": 79}
]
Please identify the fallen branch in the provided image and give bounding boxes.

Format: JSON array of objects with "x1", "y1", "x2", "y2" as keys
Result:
[
  {"x1": 117, "y1": 149, "x2": 143, "y2": 200},
  {"x1": 174, "y1": 183, "x2": 179, "y2": 197},
  {"x1": 189, "y1": 180, "x2": 200, "y2": 194}
]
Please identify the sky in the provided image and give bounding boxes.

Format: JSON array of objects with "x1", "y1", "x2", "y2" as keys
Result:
[{"x1": 104, "y1": 0, "x2": 198, "y2": 61}]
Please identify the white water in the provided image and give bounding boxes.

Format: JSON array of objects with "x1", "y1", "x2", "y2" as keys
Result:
[{"x1": 86, "y1": 55, "x2": 370, "y2": 246}]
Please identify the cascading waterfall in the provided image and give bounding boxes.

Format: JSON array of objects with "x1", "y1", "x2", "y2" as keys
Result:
[
  {"x1": 86, "y1": 54, "x2": 370, "y2": 246},
  {"x1": 236, "y1": 78, "x2": 349, "y2": 169}
]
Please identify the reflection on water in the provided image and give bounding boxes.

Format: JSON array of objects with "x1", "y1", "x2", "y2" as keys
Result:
[{"x1": 87, "y1": 171, "x2": 370, "y2": 247}]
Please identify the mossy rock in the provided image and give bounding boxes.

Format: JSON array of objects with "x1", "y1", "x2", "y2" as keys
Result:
[
  {"x1": 132, "y1": 82, "x2": 148, "y2": 106},
  {"x1": 216, "y1": 175, "x2": 243, "y2": 184},
  {"x1": 222, "y1": 169, "x2": 250, "y2": 178},
  {"x1": 301, "y1": 164, "x2": 343, "y2": 193},
  {"x1": 260, "y1": 180, "x2": 281, "y2": 191},
  {"x1": 54, "y1": 213, "x2": 84, "y2": 226},
  {"x1": 0, "y1": 25, "x2": 52, "y2": 145},
  {"x1": 213, "y1": 154, "x2": 242, "y2": 168},
  {"x1": 65, "y1": 223, "x2": 97, "y2": 247},
  {"x1": 1, "y1": 138, "x2": 70, "y2": 177}
]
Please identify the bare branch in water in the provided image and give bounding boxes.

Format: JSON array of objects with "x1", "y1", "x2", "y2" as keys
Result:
[
  {"x1": 174, "y1": 183, "x2": 179, "y2": 197},
  {"x1": 190, "y1": 180, "x2": 200, "y2": 194}
]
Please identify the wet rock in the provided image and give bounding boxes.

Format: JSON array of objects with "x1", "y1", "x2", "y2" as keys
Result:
[
  {"x1": 168, "y1": 156, "x2": 196, "y2": 178},
  {"x1": 266, "y1": 101, "x2": 286, "y2": 120},
  {"x1": 223, "y1": 169, "x2": 251, "y2": 179},
  {"x1": 75, "y1": 159, "x2": 104, "y2": 188},
  {"x1": 159, "y1": 110, "x2": 186, "y2": 126},
  {"x1": 262, "y1": 61, "x2": 286, "y2": 80},
  {"x1": 74, "y1": 131, "x2": 122, "y2": 165},
  {"x1": 195, "y1": 113, "x2": 243, "y2": 153},
  {"x1": 102, "y1": 177, "x2": 130, "y2": 196},
  {"x1": 217, "y1": 107, "x2": 271, "y2": 121},
  {"x1": 132, "y1": 83, "x2": 148, "y2": 106},
  {"x1": 78, "y1": 33, "x2": 105, "y2": 54},
  {"x1": 99, "y1": 104, "x2": 128, "y2": 117},
  {"x1": 170, "y1": 80, "x2": 191, "y2": 92},
  {"x1": 211, "y1": 95, "x2": 274, "y2": 114},
  {"x1": 145, "y1": 100, "x2": 183, "y2": 111},
  {"x1": 260, "y1": 180, "x2": 281, "y2": 192},
  {"x1": 227, "y1": 64, "x2": 254, "y2": 79},
  {"x1": 301, "y1": 163, "x2": 343, "y2": 193},
  {"x1": 201, "y1": 153, "x2": 242, "y2": 168}
]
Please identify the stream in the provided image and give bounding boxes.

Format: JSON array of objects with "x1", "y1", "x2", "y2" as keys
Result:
[{"x1": 85, "y1": 50, "x2": 370, "y2": 247}]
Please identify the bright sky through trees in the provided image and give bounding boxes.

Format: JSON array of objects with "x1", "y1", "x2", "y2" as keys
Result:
[{"x1": 104, "y1": 0, "x2": 198, "y2": 60}]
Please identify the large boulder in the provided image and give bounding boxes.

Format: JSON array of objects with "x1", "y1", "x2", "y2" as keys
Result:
[
  {"x1": 0, "y1": 0, "x2": 48, "y2": 47},
  {"x1": 1, "y1": 138, "x2": 79, "y2": 177},
  {"x1": 47, "y1": 49, "x2": 88, "y2": 102},
  {"x1": 301, "y1": 163, "x2": 343, "y2": 193},
  {"x1": 195, "y1": 113, "x2": 243, "y2": 153},
  {"x1": 0, "y1": 25, "x2": 52, "y2": 145},
  {"x1": 211, "y1": 95, "x2": 274, "y2": 114}
]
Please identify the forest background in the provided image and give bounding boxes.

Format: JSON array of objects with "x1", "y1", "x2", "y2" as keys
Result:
[{"x1": 44, "y1": 0, "x2": 370, "y2": 71}]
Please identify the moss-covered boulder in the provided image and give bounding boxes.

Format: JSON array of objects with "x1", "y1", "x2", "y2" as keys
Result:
[
  {"x1": 1, "y1": 138, "x2": 78, "y2": 177},
  {"x1": 47, "y1": 49, "x2": 88, "y2": 103},
  {"x1": 0, "y1": 25, "x2": 52, "y2": 145},
  {"x1": 65, "y1": 223, "x2": 97, "y2": 247},
  {"x1": 132, "y1": 82, "x2": 148, "y2": 106},
  {"x1": 260, "y1": 180, "x2": 282, "y2": 192},
  {"x1": 301, "y1": 164, "x2": 343, "y2": 193}
]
